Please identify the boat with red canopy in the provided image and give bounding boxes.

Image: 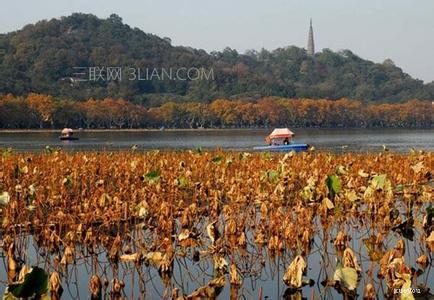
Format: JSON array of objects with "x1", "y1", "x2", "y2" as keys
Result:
[
  {"x1": 59, "y1": 128, "x2": 79, "y2": 140},
  {"x1": 253, "y1": 128, "x2": 308, "y2": 152}
]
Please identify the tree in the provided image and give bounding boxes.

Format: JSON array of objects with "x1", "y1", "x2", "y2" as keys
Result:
[
  {"x1": 26, "y1": 93, "x2": 56, "y2": 128},
  {"x1": 52, "y1": 100, "x2": 85, "y2": 128}
]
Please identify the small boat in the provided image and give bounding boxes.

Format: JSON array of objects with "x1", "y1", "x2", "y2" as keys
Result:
[
  {"x1": 59, "y1": 128, "x2": 79, "y2": 141},
  {"x1": 253, "y1": 143, "x2": 309, "y2": 152},
  {"x1": 253, "y1": 128, "x2": 309, "y2": 152},
  {"x1": 59, "y1": 136, "x2": 79, "y2": 141}
]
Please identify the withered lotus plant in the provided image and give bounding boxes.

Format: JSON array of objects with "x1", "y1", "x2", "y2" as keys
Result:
[
  {"x1": 0, "y1": 150, "x2": 431, "y2": 299},
  {"x1": 283, "y1": 255, "x2": 307, "y2": 289}
]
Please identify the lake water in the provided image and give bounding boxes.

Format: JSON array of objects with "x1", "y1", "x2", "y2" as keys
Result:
[
  {"x1": 1, "y1": 207, "x2": 432, "y2": 299},
  {"x1": 0, "y1": 128, "x2": 433, "y2": 152}
]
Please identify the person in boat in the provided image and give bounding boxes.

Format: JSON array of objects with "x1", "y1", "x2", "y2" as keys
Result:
[
  {"x1": 265, "y1": 128, "x2": 294, "y2": 146},
  {"x1": 254, "y1": 128, "x2": 308, "y2": 152}
]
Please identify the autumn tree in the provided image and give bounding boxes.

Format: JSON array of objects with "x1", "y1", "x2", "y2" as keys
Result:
[
  {"x1": 0, "y1": 94, "x2": 431, "y2": 129},
  {"x1": 26, "y1": 93, "x2": 56, "y2": 128}
]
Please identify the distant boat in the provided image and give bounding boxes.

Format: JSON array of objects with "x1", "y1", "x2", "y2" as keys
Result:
[
  {"x1": 253, "y1": 128, "x2": 309, "y2": 152},
  {"x1": 59, "y1": 128, "x2": 79, "y2": 140},
  {"x1": 253, "y1": 144, "x2": 309, "y2": 152}
]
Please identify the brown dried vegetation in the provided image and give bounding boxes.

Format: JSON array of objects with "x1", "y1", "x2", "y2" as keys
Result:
[{"x1": 0, "y1": 150, "x2": 432, "y2": 298}]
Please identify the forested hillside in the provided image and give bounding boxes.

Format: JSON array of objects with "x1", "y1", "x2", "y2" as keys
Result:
[{"x1": 1, "y1": 13, "x2": 433, "y2": 104}]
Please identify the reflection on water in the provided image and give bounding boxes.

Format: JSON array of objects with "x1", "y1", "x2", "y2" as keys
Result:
[
  {"x1": 0, "y1": 128, "x2": 433, "y2": 152},
  {"x1": 0, "y1": 203, "x2": 432, "y2": 299}
]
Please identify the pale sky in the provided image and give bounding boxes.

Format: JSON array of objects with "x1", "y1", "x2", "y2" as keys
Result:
[{"x1": 1, "y1": 0, "x2": 433, "y2": 82}]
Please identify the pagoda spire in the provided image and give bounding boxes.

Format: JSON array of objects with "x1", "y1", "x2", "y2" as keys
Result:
[{"x1": 307, "y1": 18, "x2": 315, "y2": 56}]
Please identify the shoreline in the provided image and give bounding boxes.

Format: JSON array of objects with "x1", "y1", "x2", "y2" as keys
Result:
[{"x1": 0, "y1": 127, "x2": 432, "y2": 133}]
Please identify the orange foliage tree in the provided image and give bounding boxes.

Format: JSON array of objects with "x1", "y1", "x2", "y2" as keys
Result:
[{"x1": 0, "y1": 94, "x2": 432, "y2": 129}]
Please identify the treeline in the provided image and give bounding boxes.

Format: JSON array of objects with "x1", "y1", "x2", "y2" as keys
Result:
[{"x1": 0, "y1": 94, "x2": 431, "y2": 129}]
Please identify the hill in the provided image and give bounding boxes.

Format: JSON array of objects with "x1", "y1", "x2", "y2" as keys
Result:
[{"x1": 0, "y1": 13, "x2": 433, "y2": 104}]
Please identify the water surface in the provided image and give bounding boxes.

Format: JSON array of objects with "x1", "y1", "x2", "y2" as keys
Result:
[{"x1": 0, "y1": 128, "x2": 432, "y2": 152}]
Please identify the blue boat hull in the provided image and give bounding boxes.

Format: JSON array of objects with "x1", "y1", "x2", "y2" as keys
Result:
[
  {"x1": 253, "y1": 144, "x2": 309, "y2": 152},
  {"x1": 59, "y1": 136, "x2": 79, "y2": 141}
]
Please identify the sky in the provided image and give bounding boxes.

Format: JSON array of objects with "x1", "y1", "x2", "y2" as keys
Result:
[{"x1": 1, "y1": 0, "x2": 433, "y2": 82}]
